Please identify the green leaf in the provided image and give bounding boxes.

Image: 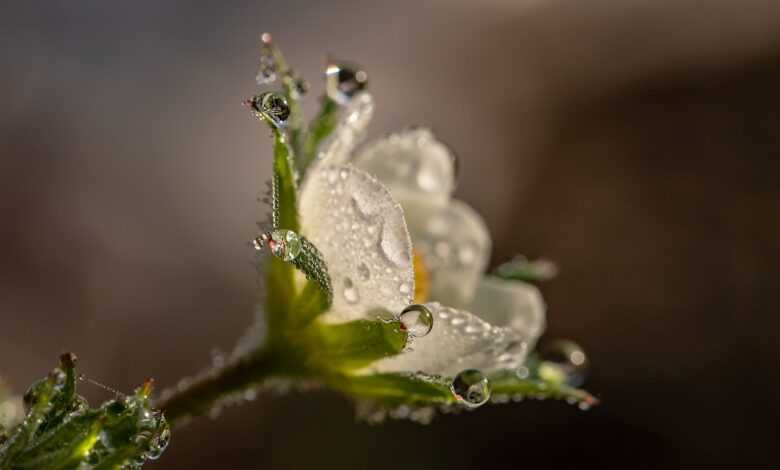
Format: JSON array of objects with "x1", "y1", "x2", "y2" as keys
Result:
[
  {"x1": 263, "y1": 126, "x2": 301, "y2": 331},
  {"x1": 0, "y1": 355, "x2": 170, "y2": 469},
  {"x1": 264, "y1": 39, "x2": 305, "y2": 158},
  {"x1": 270, "y1": 129, "x2": 299, "y2": 232},
  {"x1": 488, "y1": 370, "x2": 598, "y2": 408},
  {"x1": 493, "y1": 256, "x2": 558, "y2": 283},
  {"x1": 304, "y1": 319, "x2": 408, "y2": 372}
]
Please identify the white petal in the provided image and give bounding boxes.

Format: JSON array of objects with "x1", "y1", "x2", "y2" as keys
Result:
[
  {"x1": 404, "y1": 199, "x2": 490, "y2": 308},
  {"x1": 468, "y1": 276, "x2": 546, "y2": 349},
  {"x1": 299, "y1": 163, "x2": 414, "y2": 323},
  {"x1": 352, "y1": 128, "x2": 456, "y2": 208},
  {"x1": 316, "y1": 92, "x2": 374, "y2": 167},
  {"x1": 372, "y1": 302, "x2": 531, "y2": 377}
]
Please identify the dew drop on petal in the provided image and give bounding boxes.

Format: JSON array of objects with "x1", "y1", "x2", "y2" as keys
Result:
[
  {"x1": 357, "y1": 262, "x2": 371, "y2": 281},
  {"x1": 538, "y1": 340, "x2": 588, "y2": 387},
  {"x1": 342, "y1": 277, "x2": 360, "y2": 304},
  {"x1": 326, "y1": 62, "x2": 368, "y2": 105},
  {"x1": 451, "y1": 369, "x2": 491, "y2": 408},
  {"x1": 399, "y1": 304, "x2": 434, "y2": 337}
]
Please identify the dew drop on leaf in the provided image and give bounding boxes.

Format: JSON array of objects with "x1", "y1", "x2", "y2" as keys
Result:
[
  {"x1": 255, "y1": 34, "x2": 277, "y2": 85},
  {"x1": 254, "y1": 230, "x2": 301, "y2": 262},
  {"x1": 399, "y1": 304, "x2": 434, "y2": 337},
  {"x1": 248, "y1": 92, "x2": 290, "y2": 128},
  {"x1": 538, "y1": 339, "x2": 588, "y2": 387},
  {"x1": 144, "y1": 415, "x2": 171, "y2": 460},
  {"x1": 451, "y1": 369, "x2": 491, "y2": 408}
]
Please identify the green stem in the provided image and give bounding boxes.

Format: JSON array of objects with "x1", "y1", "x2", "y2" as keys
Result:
[{"x1": 154, "y1": 348, "x2": 283, "y2": 425}]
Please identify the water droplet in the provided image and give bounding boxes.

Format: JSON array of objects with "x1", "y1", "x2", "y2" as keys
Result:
[
  {"x1": 248, "y1": 92, "x2": 290, "y2": 128},
  {"x1": 539, "y1": 340, "x2": 588, "y2": 387},
  {"x1": 357, "y1": 262, "x2": 371, "y2": 281},
  {"x1": 515, "y1": 366, "x2": 530, "y2": 379},
  {"x1": 450, "y1": 369, "x2": 491, "y2": 408},
  {"x1": 342, "y1": 277, "x2": 360, "y2": 304},
  {"x1": 399, "y1": 304, "x2": 434, "y2": 337},
  {"x1": 253, "y1": 229, "x2": 301, "y2": 262},
  {"x1": 144, "y1": 415, "x2": 171, "y2": 460},
  {"x1": 255, "y1": 35, "x2": 277, "y2": 85},
  {"x1": 326, "y1": 62, "x2": 368, "y2": 105}
]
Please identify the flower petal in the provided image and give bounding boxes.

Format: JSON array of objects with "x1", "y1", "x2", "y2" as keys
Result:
[
  {"x1": 371, "y1": 302, "x2": 531, "y2": 377},
  {"x1": 352, "y1": 128, "x2": 456, "y2": 208},
  {"x1": 468, "y1": 276, "x2": 546, "y2": 349},
  {"x1": 299, "y1": 163, "x2": 414, "y2": 323},
  {"x1": 403, "y1": 199, "x2": 491, "y2": 308},
  {"x1": 317, "y1": 92, "x2": 374, "y2": 166}
]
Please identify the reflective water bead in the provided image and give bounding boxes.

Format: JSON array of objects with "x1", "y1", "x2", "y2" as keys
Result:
[
  {"x1": 342, "y1": 277, "x2": 360, "y2": 304},
  {"x1": 255, "y1": 34, "x2": 277, "y2": 85},
  {"x1": 450, "y1": 369, "x2": 491, "y2": 408},
  {"x1": 538, "y1": 340, "x2": 588, "y2": 387},
  {"x1": 357, "y1": 262, "x2": 371, "y2": 281},
  {"x1": 326, "y1": 62, "x2": 368, "y2": 105},
  {"x1": 249, "y1": 92, "x2": 290, "y2": 128},
  {"x1": 399, "y1": 304, "x2": 434, "y2": 337},
  {"x1": 253, "y1": 229, "x2": 302, "y2": 262},
  {"x1": 144, "y1": 416, "x2": 171, "y2": 460}
]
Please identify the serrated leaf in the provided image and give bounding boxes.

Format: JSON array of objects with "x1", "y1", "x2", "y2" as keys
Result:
[
  {"x1": 488, "y1": 370, "x2": 598, "y2": 408},
  {"x1": 0, "y1": 355, "x2": 170, "y2": 469}
]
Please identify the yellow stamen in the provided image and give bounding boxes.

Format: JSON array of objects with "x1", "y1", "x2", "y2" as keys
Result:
[{"x1": 413, "y1": 249, "x2": 430, "y2": 304}]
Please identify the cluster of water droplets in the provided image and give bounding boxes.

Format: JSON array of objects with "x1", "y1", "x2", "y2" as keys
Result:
[{"x1": 255, "y1": 33, "x2": 277, "y2": 85}]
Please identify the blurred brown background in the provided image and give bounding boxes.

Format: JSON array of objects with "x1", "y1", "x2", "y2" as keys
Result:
[{"x1": 2, "y1": 0, "x2": 779, "y2": 468}]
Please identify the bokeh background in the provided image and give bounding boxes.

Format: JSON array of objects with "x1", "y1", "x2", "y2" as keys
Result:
[{"x1": 2, "y1": 0, "x2": 780, "y2": 468}]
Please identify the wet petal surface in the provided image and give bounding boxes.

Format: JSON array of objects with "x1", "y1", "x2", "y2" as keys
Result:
[
  {"x1": 403, "y1": 199, "x2": 490, "y2": 308},
  {"x1": 299, "y1": 164, "x2": 414, "y2": 323},
  {"x1": 371, "y1": 302, "x2": 531, "y2": 377},
  {"x1": 352, "y1": 128, "x2": 456, "y2": 208}
]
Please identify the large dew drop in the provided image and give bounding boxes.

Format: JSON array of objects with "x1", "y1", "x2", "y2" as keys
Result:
[
  {"x1": 254, "y1": 229, "x2": 302, "y2": 262},
  {"x1": 538, "y1": 340, "x2": 588, "y2": 387},
  {"x1": 326, "y1": 62, "x2": 368, "y2": 105},
  {"x1": 247, "y1": 92, "x2": 290, "y2": 128},
  {"x1": 144, "y1": 415, "x2": 171, "y2": 460},
  {"x1": 399, "y1": 304, "x2": 434, "y2": 337},
  {"x1": 451, "y1": 369, "x2": 491, "y2": 408}
]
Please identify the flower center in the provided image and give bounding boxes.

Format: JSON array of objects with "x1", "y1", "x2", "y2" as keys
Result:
[{"x1": 412, "y1": 249, "x2": 430, "y2": 304}]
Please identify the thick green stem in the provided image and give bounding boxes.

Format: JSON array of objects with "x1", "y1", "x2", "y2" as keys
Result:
[{"x1": 154, "y1": 349, "x2": 282, "y2": 425}]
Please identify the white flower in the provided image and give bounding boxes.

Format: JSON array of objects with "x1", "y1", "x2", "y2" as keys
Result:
[{"x1": 298, "y1": 93, "x2": 545, "y2": 377}]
